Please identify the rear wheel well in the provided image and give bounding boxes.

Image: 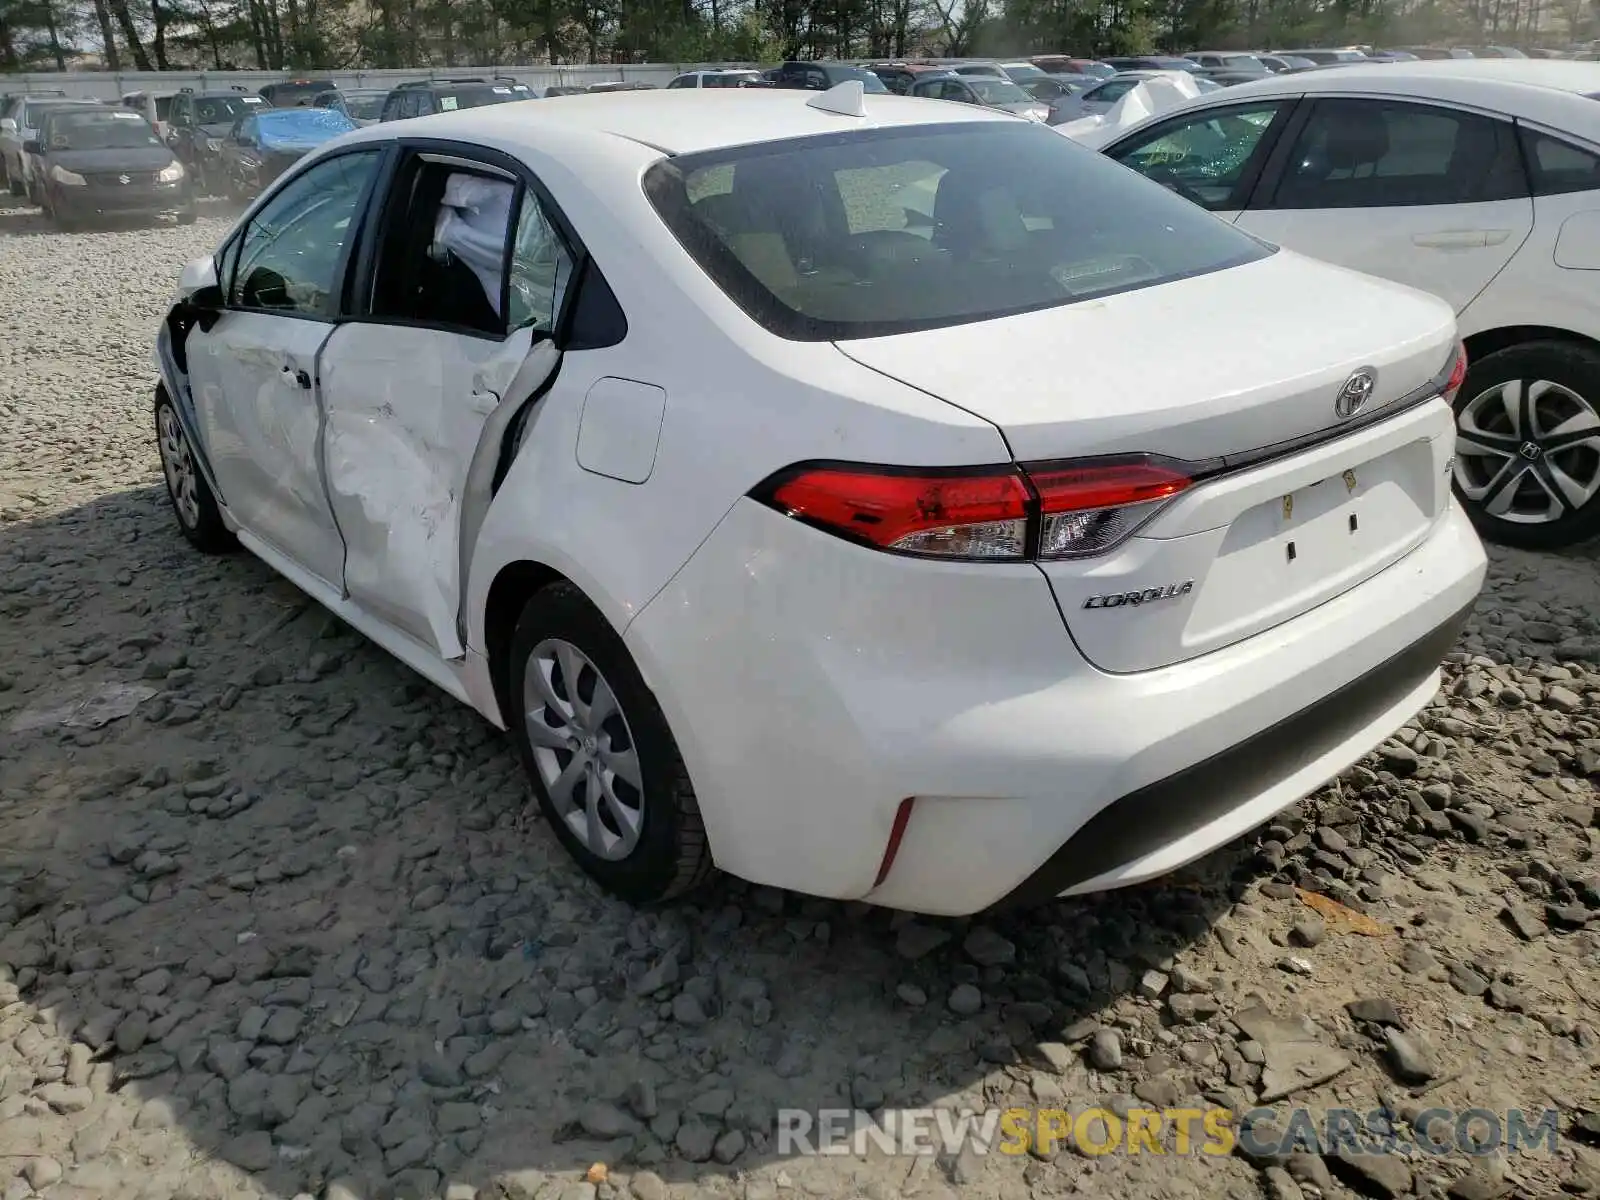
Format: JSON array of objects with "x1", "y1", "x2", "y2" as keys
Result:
[
  {"x1": 483, "y1": 561, "x2": 567, "y2": 727},
  {"x1": 1464, "y1": 325, "x2": 1600, "y2": 365}
]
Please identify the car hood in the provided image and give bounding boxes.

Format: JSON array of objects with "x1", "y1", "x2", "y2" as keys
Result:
[
  {"x1": 833, "y1": 249, "x2": 1458, "y2": 463},
  {"x1": 198, "y1": 122, "x2": 236, "y2": 138},
  {"x1": 48, "y1": 146, "x2": 174, "y2": 173}
]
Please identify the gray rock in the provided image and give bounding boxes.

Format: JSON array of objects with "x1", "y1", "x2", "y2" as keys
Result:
[
  {"x1": 675, "y1": 1120, "x2": 715, "y2": 1162},
  {"x1": 1087, "y1": 1030, "x2": 1122, "y2": 1071},
  {"x1": 1448, "y1": 963, "x2": 1490, "y2": 996},
  {"x1": 261, "y1": 1006, "x2": 303, "y2": 1044},
  {"x1": 947, "y1": 983, "x2": 983, "y2": 1016},
  {"x1": 672, "y1": 992, "x2": 708, "y2": 1026},
  {"x1": 712, "y1": 1128, "x2": 746, "y2": 1163},
  {"x1": 962, "y1": 926, "x2": 1016, "y2": 967},
  {"x1": 894, "y1": 923, "x2": 951, "y2": 960},
  {"x1": 580, "y1": 1101, "x2": 640, "y2": 1138},
  {"x1": 1289, "y1": 917, "x2": 1326, "y2": 948},
  {"x1": 1332, "y1": 1144, "x2": 1413, "y2": 1197},
  {"x1": 115, "y1": 1010, "x2": 151, "y2": 1053},
  {"x1": 23, "y1": 1158, "x2": 63, "y2": 1189},
  {"x1": 1384, "y1": 1028, "x2": 1439, "y2": 1084},
  {"x1": 1344, "y1": 997, "x2": 1403, "y2": 1027},
  {"x1": 222, "y1": 1130, "x2": 275, "y2": 1172}
]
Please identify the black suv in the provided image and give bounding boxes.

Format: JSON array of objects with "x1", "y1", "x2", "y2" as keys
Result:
[
  {"x1": 165, "y1": 87, "x2": 267, "y2": 193},
  {"x1": 378, "y1": 78, "x2": 535, "y2": 121},
  {"x1": 765, "y1": 62, "x2": 890, "y2": 92}
]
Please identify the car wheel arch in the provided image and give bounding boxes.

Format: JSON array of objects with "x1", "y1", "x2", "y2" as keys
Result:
[{"x1": 1464, "y1": 323, "x2": 1600, "y2": 365}]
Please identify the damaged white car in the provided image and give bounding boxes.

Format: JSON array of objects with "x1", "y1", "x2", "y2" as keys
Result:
[{"x1": 154, "y1": 84, "x2": 1485, "y2": 915}]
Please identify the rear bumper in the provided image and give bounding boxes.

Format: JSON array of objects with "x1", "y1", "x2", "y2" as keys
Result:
[
  {"x1": 996, "y1": 592, "x2": 1472, "y2": 908},
  {"x1": 626, "y1": 494, "x2": 1485, "y2": 915}
]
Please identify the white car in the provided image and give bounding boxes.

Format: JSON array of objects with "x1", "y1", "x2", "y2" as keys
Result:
[
  {"x1": 1101, "y1": 60, "x2": 1600, "y2": 549},
  {"x1": 664, "y1": 69, "x2": 766, "y2": 89},
  {"x1": 1049, "y1": 71, "x2": 1221, "y2": 123},
  {"x1": 152, "y1": 83, "x2": 1485, "y2": 915}
]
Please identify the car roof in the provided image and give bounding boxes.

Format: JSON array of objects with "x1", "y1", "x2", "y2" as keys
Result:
[
  {"x1": 352, "y1": 85, "x2": 1015, "y2": 155},
  {"x1": 1115, "y1": 59, "x2": 1600, "y2": 144}
]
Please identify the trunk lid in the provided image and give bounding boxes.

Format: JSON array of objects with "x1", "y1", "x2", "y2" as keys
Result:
[
  {"x1": 834, "y1": 249, "x2": 1456, "y2": 463},
  {"x1": 836, "y1": 250, "x2": 1462, "y2": 673}
]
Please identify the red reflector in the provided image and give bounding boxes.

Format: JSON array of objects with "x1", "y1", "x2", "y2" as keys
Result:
[
  {"x1": 1026, "y1": 460, "x2": 1192, "y2": 513},
  {"x1": 873, "y1": 798, "x2": 917, "y2": 888},
  {"x1": 767, "y1": 467, "x2": 1030, "y2": 553},
  {"x1": 1444, "y1": 343, "x2": 1468, "y2": 401}
]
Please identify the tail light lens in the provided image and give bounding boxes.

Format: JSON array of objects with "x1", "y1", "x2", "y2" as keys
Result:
[
  {"x1": 1440, "y1": 342, "x2": 1468, "y2": 404},
  {"x1": 755, "y1": 455, "x2": 1194, "y2": 562}
]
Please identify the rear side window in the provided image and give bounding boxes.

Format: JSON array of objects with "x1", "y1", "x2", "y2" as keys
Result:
[
  {"x1": 1269, "y1": 99, "x2": 1526, "y2": 209},
  {"x1": 644, "y1": 122, "x2": 1271, "y2": 341},
  {"x1": 155, "y1": 96, "x2": 174, "y2": 121},
  {"x1": 1518, "y1": 129, "x2": 1600, "y2": 196}
]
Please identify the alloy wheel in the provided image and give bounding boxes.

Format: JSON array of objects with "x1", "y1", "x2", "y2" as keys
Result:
[
  {"x1": 522, "y1": 637, "x2": 645, "y2": 861},
  {"x1": 157, "y1": 404, "x2": 202, "y2": 528},
  {"x1": 1454, "y1": 378, "x2": 1600, "y2": 525}
]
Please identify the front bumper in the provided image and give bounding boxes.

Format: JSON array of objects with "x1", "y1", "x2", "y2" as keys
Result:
[
  {"x1": 51, "y1": 179, "x2": 191, "y2": 218},
  {"x1": 626, "y1": 496, "x2": 1485, "y2": 916}
]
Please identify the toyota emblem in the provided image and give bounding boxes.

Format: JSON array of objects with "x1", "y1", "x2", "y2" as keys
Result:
[
  {"x1": 117, "y1": 174, "x2": 130, "y2": 185},
  {"x1": 1335, "y1": 368, "x2": 1377, "y2": 420}
]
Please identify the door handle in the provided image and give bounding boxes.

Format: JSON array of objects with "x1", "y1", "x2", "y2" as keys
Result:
[
  {"x1": 1411, "y1": 230, "x2": 1488, "y2": 249},
  {"x1": 282, "y1": 365, "x2": 311, "y2": 389}
]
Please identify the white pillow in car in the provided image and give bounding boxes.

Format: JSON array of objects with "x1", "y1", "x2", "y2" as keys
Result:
[{"x1": 433, "y1": 172, "x2": 516, "y2": 315}]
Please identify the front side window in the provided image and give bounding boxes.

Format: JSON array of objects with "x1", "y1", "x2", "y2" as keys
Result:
[
  {"x1": 1270, "y1": 99, "x2": 1526, "y2": 209},
  {"x1": 645, "y1": 121, "x2": 1270, "y2": 341},
  {"x1": 1111, "y1": 103, "x2": 1286, "y2": 209},
  {"x1": 667, "y1": 75, "x2": 693, "y2": 89},
  {"x1": 231, "y1": 150, "x2": 380, "y2": 317},
  {"x1": 1519, "y1": 129, "x2": 1600, "y2": 196}
]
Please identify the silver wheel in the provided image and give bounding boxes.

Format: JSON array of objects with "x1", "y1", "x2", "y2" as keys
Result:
[
  {"x1": 522, "y1": 637, "x2": 644, "y2": 861},
  {"x1": 157, "y1": 404, "x2": 201, "y2": 529},
  {"x1": 1454, "y1": 378, "x2": 1600, "y2": 525}
]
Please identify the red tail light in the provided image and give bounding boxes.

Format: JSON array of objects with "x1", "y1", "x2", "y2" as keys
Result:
[
  {"x1": 1442, "y1": 342, "x2": 1468, "y2": 404},
  {"x1": 755, "y1": 456, "x2": 1194, "y2": 561}
]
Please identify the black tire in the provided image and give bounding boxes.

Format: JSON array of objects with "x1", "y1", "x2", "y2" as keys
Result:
[
  {"x1": 506, "y1": 582, "x2": 714, "y2": 904},
  {"x1": 1452, "y1": 340, "x2": 1600, "y2": 550},
  {"x1": 153, "y1": 389, "x2": 234, "y2": 554}
]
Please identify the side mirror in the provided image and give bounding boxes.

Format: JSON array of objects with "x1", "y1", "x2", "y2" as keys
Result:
[
  {"x1": 22, "y1": 139, "x2": 40, "y2": 155},
  {"x1": 177, "y1": 254, "x2": 219, "y2": 300}
]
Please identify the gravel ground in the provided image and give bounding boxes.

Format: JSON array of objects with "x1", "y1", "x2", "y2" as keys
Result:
[{"x1": 2, "y1": 193, "x2": 1600, "y2": 1200}]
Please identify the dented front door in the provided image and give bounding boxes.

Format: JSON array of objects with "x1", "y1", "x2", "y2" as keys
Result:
[{"x1": 317, "y1": 323, "x2": 551, "y2": 660}]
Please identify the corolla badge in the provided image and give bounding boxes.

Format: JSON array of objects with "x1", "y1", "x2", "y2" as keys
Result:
[
  {"x1": 1335, "y1": 368, "x2": 1377, "y2": 420},
  {"x1": 1082, "y1": 580, "x2": 1194, "y2": 610}
]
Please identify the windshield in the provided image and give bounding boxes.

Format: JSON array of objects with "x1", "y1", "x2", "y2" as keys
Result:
[
  {"x1": 344, "y1": 93, "x2": 386, "y2": 119},
  {"x1": 194, "y1": 95, "x2": 264, "y2": 124},
  {"x1": 1001, "y1": 64, "x2": 1047, "y2": 81},
  {"x1": 969, "y1": 78, "x2": 1033, "y2": 104},
  {"x1": 645, "y1": 122, "x2": 1270, "y2": 341},
  {"x1": 24, "y1": 100, "x2": 97, "y2": 127},
  {"x1": 46, "y1": 110, "x2": 161, "y2": 150},
  {"x1": 1221, "y1": 54, "x2": 1268, "y2": 70},
  {"x1": 256, "y1": 108, "x2": 357, "y2": 139},
  {"x1": 708, "y1": 71, "x2": 761, "y2": 87}
]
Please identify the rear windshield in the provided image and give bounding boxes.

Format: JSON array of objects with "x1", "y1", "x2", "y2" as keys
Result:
[
  {"x1": 967, "y1": 78, "x2": 1032, "y2": 104},
  {"x1": 264, "y1": 81, "x2": 336, "y2": 105},
  {"x1": 437, "y1": 85, "x2": 531, "y2": 109},
  {"x1": 645, "y1": 122, "x2": 1270, "y2": 341}
]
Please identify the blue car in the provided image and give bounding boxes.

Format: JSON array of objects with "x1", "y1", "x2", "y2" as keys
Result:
[{"x1": 220, "y1": 107, "x2": 358, "y2": 200}]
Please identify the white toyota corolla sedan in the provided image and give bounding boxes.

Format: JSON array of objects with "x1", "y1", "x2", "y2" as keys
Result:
[{"x1": 153, "y1": 82, "x2": 1486, "y2": 915}]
